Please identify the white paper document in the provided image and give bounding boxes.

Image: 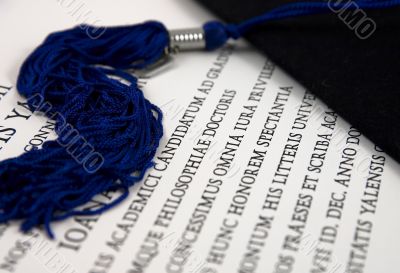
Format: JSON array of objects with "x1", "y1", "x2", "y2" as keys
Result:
[{"x1": 1, "y1": 1, "x2": 400, "y2": 273}]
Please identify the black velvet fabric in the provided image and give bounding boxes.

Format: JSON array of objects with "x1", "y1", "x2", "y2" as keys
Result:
[{"x1": 197, "y1": 0, "x2": 400, "y2": 163}]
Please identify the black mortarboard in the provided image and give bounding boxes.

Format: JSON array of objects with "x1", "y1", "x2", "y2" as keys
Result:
[{"x1": 197, "y1": 0, "x2": 400, "y2": 162}]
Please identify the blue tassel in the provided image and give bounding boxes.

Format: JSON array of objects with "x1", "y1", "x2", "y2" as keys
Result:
[
  {"x1": 1, "y1": 0, "x2": 400, "y2": 238},
  {"x1": 0, "y1": 21, "x2": 168, "y2": 238}
]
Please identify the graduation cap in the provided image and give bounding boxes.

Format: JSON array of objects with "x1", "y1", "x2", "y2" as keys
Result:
[{"x1": 197, "y1": 0, "x2": 400, "y2": 163}]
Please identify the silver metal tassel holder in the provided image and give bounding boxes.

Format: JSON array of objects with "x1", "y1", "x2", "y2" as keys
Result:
[{"x1": 169, "y1": 28, "x2": 206, "y2": 52}]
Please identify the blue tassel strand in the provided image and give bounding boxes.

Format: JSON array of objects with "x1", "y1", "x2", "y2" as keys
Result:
[{"x1": 0, "y1": 0, "x2": 399, "y2": 238}]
